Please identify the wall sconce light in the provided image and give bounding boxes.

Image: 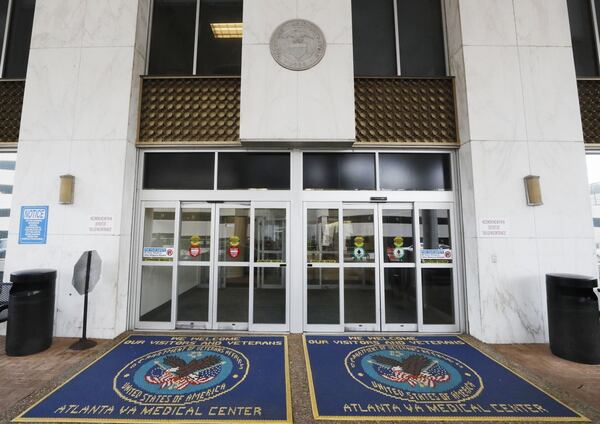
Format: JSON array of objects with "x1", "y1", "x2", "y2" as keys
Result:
[
  {"x1": 524, "y1": 175, "x2": 542, "y2": 206},
  {"x1": 59, "y1": 174, "x2": 75, "y2": 204}
]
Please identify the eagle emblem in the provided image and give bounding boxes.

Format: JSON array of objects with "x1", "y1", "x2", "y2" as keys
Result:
[
  {"x1": 370, "y1": 353, "x2": 451, "y2": 388},
  {"x1": 144, "y1": 354, "x2": 223, "y2": 391}
]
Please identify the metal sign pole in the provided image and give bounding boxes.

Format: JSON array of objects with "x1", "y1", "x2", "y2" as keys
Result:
[{"x1": 70, "y1": 251, "x2": 97, "y2": 351}]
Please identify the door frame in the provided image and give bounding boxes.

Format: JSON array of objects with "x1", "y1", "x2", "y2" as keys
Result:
[
  {"x1": 134, "y1": 200, "x2": 291, "y2": 332},
  {"x1": 176, "y1": 201, "x2": 215, "y2": 330},
  {"x1": 135, "y1": 200, "x2": 179, "y2": 330},
  {"x1": 132, "y1": 148, "x2": 465, "y2": 334},
  {"x1": 414, "y1": 201, "x2": 460, "y2": 333},
  {"x1": 302, "y1": 201, "x2": 460, "y2": 333},
  {"x1": 378, "y1": 202, "x2": 418, "y2": 332}
]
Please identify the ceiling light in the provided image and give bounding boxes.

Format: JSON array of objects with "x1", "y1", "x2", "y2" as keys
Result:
[{"x1": 210, "y1": 23, "x2": 243, "y2": 39}]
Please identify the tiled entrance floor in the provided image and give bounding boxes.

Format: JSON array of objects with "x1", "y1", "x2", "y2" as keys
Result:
[{"x1": 0, "y1": 334, "x2": 599, "y2": 423}]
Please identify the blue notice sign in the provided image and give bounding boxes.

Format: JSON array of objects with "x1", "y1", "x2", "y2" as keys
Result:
[{"x1": 19, "y1": 206, "x2": 49, "y2": 244}]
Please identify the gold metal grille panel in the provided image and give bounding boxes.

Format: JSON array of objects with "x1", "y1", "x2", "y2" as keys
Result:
[
  {"x1": 355, "y1": 77, "x2": 457, "y2": 145},
  {"x1": 138, "y1": 77, "x2": 240, "y2": 145},
  {"x1": 0, "y1": 80, "x2": 25, "y2": 144},
  {"x1": 578, "y1": 79, "x2": 600, "y2": 145}
]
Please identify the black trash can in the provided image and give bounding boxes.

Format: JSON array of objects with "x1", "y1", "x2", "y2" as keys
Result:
[
  {"x1": 6, "y1": 269, "x2": 57, "y2": 356},
  {"x1": 546, "y1": 273, "x2": 600, "y2": 364}
]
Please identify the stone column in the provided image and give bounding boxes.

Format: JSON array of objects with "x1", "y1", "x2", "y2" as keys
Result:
[
  {"x1": 240, "y1": 0, "x2": 355, "y2": 144},
  {"x1": 4, "y1": 0, "x2": 150, "y2": 338},
  {"x1": 446, "y1": 0, "x2": 597, "y2": 343}
]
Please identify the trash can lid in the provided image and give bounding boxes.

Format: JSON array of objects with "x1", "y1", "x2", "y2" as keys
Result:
[
  {"x1": 546, "y1": 273, "x2": 598, "y2": 288},
  {"x1": 10, "y1": 269, "x2": 57, "y2": 284}
]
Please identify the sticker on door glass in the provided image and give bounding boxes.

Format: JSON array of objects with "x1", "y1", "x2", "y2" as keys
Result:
[
  {"x1": 143, "y1": 247, "x2": 175, "y2": 259},
  {"x1": 421, "y1": 248, "x2": 452, "y2": 261},
  {"x1": 188, "y1": 234, "x2": 202, "y2": 257},
  {"x1": 228, "y1": 235, "x2": 240, "y2": 258},
  {"x1": 352, "y1": 236, "x2": 367, "y2": 261},
  {"x1": 386, "y1": 236, "x2": 407, "y2": 262}
]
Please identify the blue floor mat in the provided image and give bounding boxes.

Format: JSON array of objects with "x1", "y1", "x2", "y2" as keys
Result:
[
  {"x1": 15, "y1": 334, "x2": 291, "y2": 423},
  {"x1": 304, "y1": 335, "x2": 586, "y2": 422}
]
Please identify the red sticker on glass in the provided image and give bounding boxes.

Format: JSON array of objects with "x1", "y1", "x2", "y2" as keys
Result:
[{"x1": 228, "y1": 247, "x2": 240, "y2": 258}]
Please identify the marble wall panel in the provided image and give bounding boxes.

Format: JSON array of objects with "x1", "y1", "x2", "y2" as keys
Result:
[
  {"x1": 514, "y1": 0, "x2": 572, "y2": 47},
  {"x1": 297, "y1": 45, "x2": 354, "y2": 141},
  {"x1": 72, "y1": 47, "x2": 135, "y2": 141},
  {"x1": 519, "y1": 47, "x2": 583, "y2": 141},
  {"x1": 29, "y1": 0, "x2": 85, "y2": 49},
  {"x1": 462, "y1": 46, "x2": 527, "y2": 142},
  {"x1": 243, "y1": 0, "x2": 296, "y2": 45},
  {"x1": 458, "y1": 0, "x2": 517, "y2": 46},
  {"x1": 240, "y1": 44, "x2": 298, "y2": 140},
  {"x1": 19, "y1": 48, "x2": 81, "y2": 141}
]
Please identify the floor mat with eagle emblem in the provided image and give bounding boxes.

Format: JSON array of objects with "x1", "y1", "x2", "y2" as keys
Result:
[
  {"x1": 303, "y1": 335, "x2": 586, "y2": 422},
  {"x1": 14, "y1": 334, "x2": 291, "y2": 423}
]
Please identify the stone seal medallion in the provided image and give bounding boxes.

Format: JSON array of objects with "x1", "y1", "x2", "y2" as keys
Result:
[{"x1": 270, "y1": 19, "x2": 326, "y2": 71}]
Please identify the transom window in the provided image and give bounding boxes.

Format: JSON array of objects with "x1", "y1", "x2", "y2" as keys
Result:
[
  {"x1": 0, "y1": 0, "x2": 36, "y2": 79},
  {"x1": 351, "y1": 0, "x2": 446, "y2": 77},
  {"x1": 303, "y1": 152, "x2": 451, "y2": 191},
  {"x1": 567, "y1": 0, "x2": 600, "y2": 77},
  {"x1": 148, "y1": 0, "x2": 243, "y2": 76},
  {"x1": 143, "y1": 152, "x2": 290, "y2": 190}
]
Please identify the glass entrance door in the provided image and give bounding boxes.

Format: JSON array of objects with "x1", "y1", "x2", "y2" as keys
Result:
[
  {"x1": 136, "y1": 201, "x2": 289, "y2": 331},
  {"x1": 304, "y1": 202, "x2": 459, "y2": 332}
]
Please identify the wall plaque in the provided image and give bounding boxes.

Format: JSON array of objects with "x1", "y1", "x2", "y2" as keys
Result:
[{"x1": 270, "y1": 19, "x2": 326, "y2": 71}]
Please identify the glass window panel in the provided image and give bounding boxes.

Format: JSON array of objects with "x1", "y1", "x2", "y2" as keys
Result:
[
  {"x1": 384, "y1": 268, "x2": 416, "y2": 323},
  {"x1": 218, "y1": 208, "x2": 250, "y2": 262},
  {"x1": 343, "y1": 209, "x2": 375, "y2": 263},
  {"x1": 218, "y1": 153, "x2": 290, "y2": 190},
  {"x1": 179, "y1": 208, "x2": 212, "y2": 262},
  {"x1": 307, "y1": 268, "x2": 339, "y2": 324},
  {"x1": 253, "y1": 267, "x2": 286, "y2": 324},
  {"x1": 396, "y1": 0, "x2": 446, "y2": 76},
  {"x1": 255, "y1": 209, "x2": 286, "y2": 263},
  {"x1": 142, "y1": 208, "x2": 175, "y2": 263},
  {"x1": 148, "y1": 0, "x2": 196, "y2": 75},
  {"x1": 344, "y1": 268, "x2": 376, "y2": 324},
  {"x1": 177, "y1": 266, "x2": 210, "y2": 322},
  {"x1": 143, "y1": 153, "x2": 214, "y2": 190},
  {"x1": 0, "y1": 0, "x2": 8, "y2": 71},
  {"x1": 567, "y1": 0, "x2": 600, "y2": 76},
  {"x1": 3, "y1": 0, "x2": 35, "y2": 78},
  {"x1": 303, "y1": 153, "x2": 376, "y2": 190},
  {"x1": 351, "y1": 0, "x2": 397, "y2": 76},
  {"x1": 379, "y1": 153, "x2": 451, "y2": 191},
  {"x1": 419, "y1": 209, "x2": 452, "y2": 264},
  {"x1": 422, "y1": 268, "x2": 454, "y2": 325},
  {"x1": 140, "y1": 266, "x2": 173, "y2": 322},
  {"x1": 307, "y1": 209, "x2": 339, "y2": 263},
  {"x1": 382, "y1": 209, "x2": 414, "y2": 263},
  {"x1": 586, "y1": 154, "x2": 600, "y2": 266},
  {"x1": 196, "y1": 0, "x2": 243, "y2": 76},
  {"x1": 217, "y1": 266, "x2": 249, "y2": 322}
]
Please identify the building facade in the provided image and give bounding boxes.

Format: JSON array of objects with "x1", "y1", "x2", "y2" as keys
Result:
[{"x1": 0, "y1": 0, "x2": 598, "y2": 344}]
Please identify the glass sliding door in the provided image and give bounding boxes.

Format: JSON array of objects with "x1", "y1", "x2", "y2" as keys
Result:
[
  {"x1": 379, "y1": 204, "x2": 418, "y2": 331},
  {"x1": 250, "y1": 204, "x2": 289, "y2": 331},
  {"x1": 305, "y1": 205, "x2": 342, "y2": 331},
  {"x1": 303, "y1": 201, "x2": 459, "y2": 333},
  {"x1": 137, "y1": 202, "x2": 178, "y2": 329},
  {"x1": 416, "y1": 203, "x2": 459, "y2": 332},
  {"x1": 176, "y1": 205, "x2": 213, "y2": 329},
  {"x1": 342, "y1": 205, "x2": 379, "y2": 331},
  {"x1": 214, "y1": 204, "x2": 251, "y2": 330}
]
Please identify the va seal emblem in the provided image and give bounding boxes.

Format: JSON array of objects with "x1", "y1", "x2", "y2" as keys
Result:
[
  {"x1": 270, "y1": 19, "x2": 326, "y2": 71},
  {"x1": 114, "y1": 345, "x2": 249, "y2": 406},
  {"x1": 345, "y1": 344, "x2": 483, "y2": 403}
]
